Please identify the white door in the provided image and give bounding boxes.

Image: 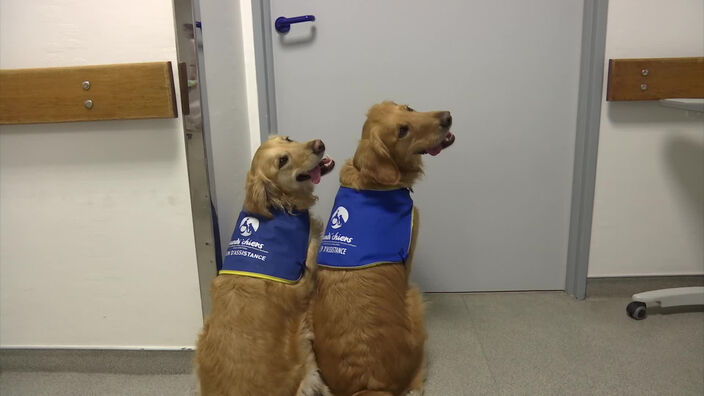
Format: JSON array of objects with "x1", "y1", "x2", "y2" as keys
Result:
[{"x1": 268, "y1": 0, "x2": 584, "y2": 291}]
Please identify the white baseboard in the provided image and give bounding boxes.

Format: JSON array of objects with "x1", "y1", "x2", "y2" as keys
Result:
[
  {"x1": 587, "y1": 275, "x2": 704, "y2": 298},
  {"x1": 588, "y1": 271, "x2": 704, "y2": 278}
]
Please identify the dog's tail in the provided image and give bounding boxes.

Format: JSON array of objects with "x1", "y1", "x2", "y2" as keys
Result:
[{"x1": 351, "y1": 391, "x2": 394, "y2": 396}]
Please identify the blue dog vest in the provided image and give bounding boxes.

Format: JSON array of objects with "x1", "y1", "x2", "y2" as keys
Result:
[
  {"x1": 318, "y1": 186, "x2": 413, "y2": 269},
  {"x1": 220, "y1": 209, "x2": 310, "y2": 283}
]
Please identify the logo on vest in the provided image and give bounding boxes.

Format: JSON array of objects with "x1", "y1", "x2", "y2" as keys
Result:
[
  {"x1": 330, "y1": 206, "x2": 349, "y2": 229},
  {"x1": 239, "y1": 217, "x2": 260, "y2": 236}
]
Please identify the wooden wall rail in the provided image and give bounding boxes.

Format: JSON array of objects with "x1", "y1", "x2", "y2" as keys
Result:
[
  {"x1": 606, "y1": 57, "x2": 704, "y2": 101},
  {"x1": 0, "y1": 62, "x2": 177, "y2": 124}
]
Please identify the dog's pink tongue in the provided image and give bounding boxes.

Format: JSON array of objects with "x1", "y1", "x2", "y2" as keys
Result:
[
  {"x1": 427, "y1": 144, "x2": 443, "y2": 156},
  {"x1": 310, "y1": 165, "x2": 322, "y2": 184}
]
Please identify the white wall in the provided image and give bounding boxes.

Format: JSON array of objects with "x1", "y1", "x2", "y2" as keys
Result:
[
  {"x1": 588, "y1": 0, "x2": 704, "y2": 277},
  {"x1": 0, "y1": 0, "x2": 203, "y2": 348}
]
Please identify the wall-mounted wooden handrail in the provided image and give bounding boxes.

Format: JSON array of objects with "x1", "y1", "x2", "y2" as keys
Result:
[
  {"x1": 606, "y1": 57, "x2": 704, "y2": 101},
  {"x1": 0, "y1": 62, "x2": 177, "y2": 125}
]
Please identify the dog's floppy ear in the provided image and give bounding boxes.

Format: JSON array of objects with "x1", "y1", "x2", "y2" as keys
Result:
[
  {"x1": 353, "y1": 133, "x2": 401, "y2": 186},
  {"x1": 244, "y1": 171, "x2": 273, "y2": 218}
]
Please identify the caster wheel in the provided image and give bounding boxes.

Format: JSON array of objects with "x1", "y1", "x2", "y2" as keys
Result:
[{"x1": 627, "y1": 301, "x2": 647, "y2": 320}]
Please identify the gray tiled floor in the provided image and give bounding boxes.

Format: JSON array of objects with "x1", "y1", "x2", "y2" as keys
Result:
[
  {"x1": 0, "y1": 372, "x2": 197, "y2": 396},
  {"x1": 1, "y1": 292, "x2": 702, "y2": 396},
  {"x1": 424, "y1": 292, "x2": 704, "y2": 396}
]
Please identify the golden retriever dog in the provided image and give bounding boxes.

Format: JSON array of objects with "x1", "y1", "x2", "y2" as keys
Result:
[
  {"x1": 196, "y1": 135, "x2": 335, "y2": 396},
  {"x1": 312, "y1": 102, "x2": 455, "y2": 396}
]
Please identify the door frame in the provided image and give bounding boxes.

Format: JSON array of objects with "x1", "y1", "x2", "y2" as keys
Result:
[
  {"x1": 251, "y1": 0, "x2": 279, "y2": 142},
  {"x1": 565, "y1": 0, "x2": 609, "y2": 299},
  {"x1": 172, "y1": 0, "x2": 218, "y2": 316},
  {"x1": 250, "y1": 0, "x2": 609, "y2": 299}
]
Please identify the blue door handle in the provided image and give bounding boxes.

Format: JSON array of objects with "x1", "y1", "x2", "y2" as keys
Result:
[{"x1": 275, "y1": 15, "x2": 315, "y2": 33}]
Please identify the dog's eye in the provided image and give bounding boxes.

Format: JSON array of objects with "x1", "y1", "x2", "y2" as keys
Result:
[
  {"x1": 278, "y1": 155, "x2": 289, "y2": 168},
  {"x1": 398, "y1": 125, "x2": 409, "y2": 138},
  {"x1": 284, "y1": 136, "x2": 293, "y2": 142}
]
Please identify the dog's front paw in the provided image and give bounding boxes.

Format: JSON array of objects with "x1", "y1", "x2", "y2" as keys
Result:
[
  {"x1": 405, "y1": 390, "x2": 424, "y2": 396},
  {"x1": 298, "y1": 369, "x2": 332, "y2": 396}
]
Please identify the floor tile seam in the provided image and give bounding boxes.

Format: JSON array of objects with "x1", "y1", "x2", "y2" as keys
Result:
[{"x1": 460, "y1": 294, "x2": 501, "y2": 392}]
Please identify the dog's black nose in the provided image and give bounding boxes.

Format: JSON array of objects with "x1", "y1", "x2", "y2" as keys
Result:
[
  {"x1": 312, "y1": 139, "x2": 325, "y2": 154},
  {"x1": 439, "y1": 112, "x2": 452, "y2": 128}
]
